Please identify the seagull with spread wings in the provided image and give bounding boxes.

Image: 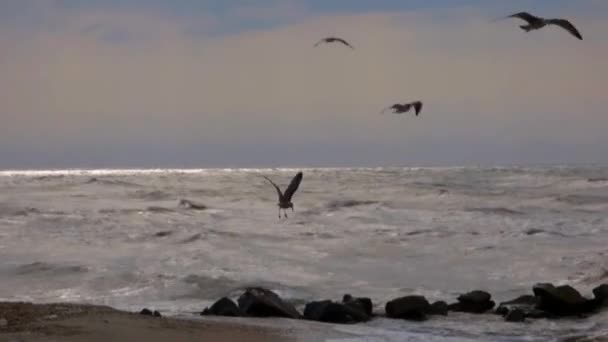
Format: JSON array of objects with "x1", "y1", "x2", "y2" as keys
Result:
[
  {"x1": 314, "y1": 37, "x2": 355, "y2": 49},
  {"x1": 381, "y1": 101, "x2": 423, "y2": 116},
  {"x1": 262, "y1": 172, "x2": 303, "y2": 219},
  {"x1": 499, "y1": 12, "x2": 583, "y2": 40}
]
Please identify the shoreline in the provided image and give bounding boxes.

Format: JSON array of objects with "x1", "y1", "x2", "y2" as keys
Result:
[{"x1": 0, "y1": 302, "x2": 334, "y2": 342}]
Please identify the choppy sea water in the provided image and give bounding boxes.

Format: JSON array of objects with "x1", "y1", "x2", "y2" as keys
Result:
[{"x1": 0, "y1": 167, "x2": 607, "y2": 341}]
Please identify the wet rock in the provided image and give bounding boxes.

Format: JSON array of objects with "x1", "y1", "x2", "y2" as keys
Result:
[
  {"x1": 459, "y1": 290, "x2": 491, "y2": 304},
  {"x1": 342, "y1": 294, "x2": 373, "y2": 316},
  {"x1": 495, "y1": 295, "x2": 538, "y2": 316},
  {"x1": 533, "y1": 283, "x2": 596, "y2": 316},
  {"x1": 139, "y1": 308, "x2": 161, "y2": 317},
  {"x1": 201, "y1": 297, "x2": 242, "y2": 317},
  {"x1": 525, "y1": 309, "x2": 552, "y2": 319},
  {"x1": 304, "y1": 300, "x2": 370, "y2": 324},
  {"x1": 449, "y1": 290, "x2": 495, "y2": 313},
  {"x1": 429, "y1": 301, "x2": 449, "y2": 316},
  {"x1": 179, "y1": 199, "x2": 207, "y2": 210},
  {"x1": 237, "y1": 288, "x2": 301, "y2": 319},
  {"x1": 385, "y1": 295, "x2": 430, "y2": 321},
  {"x1": 139, "y1": 308, "x2": 153, "y2": 316},
  {"x1": 524, "y1": 228, "x2": 546, "y2": 236},
  {"x1": 496, "y1": 306, "x2": 508, "y2": 316},
  {"x1": 592, "y1": 284, "x2": 608, "y2": 307},
  {"x1": 505, "y1": 309, "x2": 525, "y2": 322}
]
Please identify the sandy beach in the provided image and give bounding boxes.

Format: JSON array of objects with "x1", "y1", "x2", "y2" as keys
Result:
[{"x1": 0, "y1": 302, "x2": 312, "y2": 342}]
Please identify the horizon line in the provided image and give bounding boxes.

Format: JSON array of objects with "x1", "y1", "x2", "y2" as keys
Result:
[{"x1": 1, "y1": 163, "x2": 606, "y2": 177}]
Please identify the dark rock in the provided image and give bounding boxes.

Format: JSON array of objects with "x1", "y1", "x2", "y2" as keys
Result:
[
  {"x1": 525, "y1": 309, "x2": 551, "y2": 319},
  {"x1": 342, "y1": 294, "x2": 373, "y2": 317},
  {"x1": 449, "y1": 290, "x2": 495, "y2": 313},
  {"x1": 237, "y1": 287, "x2": 301, "y2": 319},
  {"x1": 153, "y1": 310, "x2": 162, "y2": 317},
  {"x1": 533, "y1": 283, "x2": 596, "y2": 316},
  {"x1": 495, "y1": 295, "x2": 538, "y2": 316},
  {"x1": 179, "y1": 199, "x2": 207, "y2": 210},
  {"x1": 459, "y1": 290, "x2": 491, "y2": 303},
  {"x1": 524, "y1": 228, "x2": 546, "y2": 236},
  {"x1": 154, "y1": 231, "x2": 173, "y2": 237},
  {"x1": 429, "y1": 301, "x2": 448, "y2": 316},
  {"x1": 385, "y1": 295, "x2": 430, "y2": 321},
  {"x1": 505, "y1": 309, "x2": 525, "y2": 322},
  {"x1": 450, "y1": 301, "x2": 495, "y2": 314},
  {"x1": 201, "y1": 297, "x2": 242, "y2": 317},
  {"x1": 592, "y1": 284, "x2": 608, "y2": 306},
  {"x1": 495, "y1": 306, "x2": 508, "y2": 316},
  {"x1": 495, "y1": 294, "x2": 548, "y2": 319},
  {"x1": 304, "y1": 300, "x2": 369, "y2": 324},
  {"x1": 139, "y1": 308, "x2": 153, "y2": 316},
  {"x1": 501, "y1": 295, "x2": 537, "y2": 307},
  {"x1": 447, "y1": 303, "x2": 461, "y2": 311}
]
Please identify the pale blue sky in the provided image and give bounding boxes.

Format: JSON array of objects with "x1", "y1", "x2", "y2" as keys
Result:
[{"x1": 0, "y1": 1, "x2": 606, "y2": 168}]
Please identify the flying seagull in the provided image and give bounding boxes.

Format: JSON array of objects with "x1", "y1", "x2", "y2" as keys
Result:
[
  {"x1": 314, "y1": 37, "x2": 354, "y2": 49},
  {"x1": 262, "y1": 172, "x2": 303, "y2": 219},
  {"x1": 499, "y1": 12, "x2": 582, "y2": 40},
  {"x1": 381, "y1": 101, "x2": 423, "y2": 116}
]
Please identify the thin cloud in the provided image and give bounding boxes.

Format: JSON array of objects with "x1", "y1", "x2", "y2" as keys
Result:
[{"x1": 0, "y1": 2, "x2": 606, "y2": 164}]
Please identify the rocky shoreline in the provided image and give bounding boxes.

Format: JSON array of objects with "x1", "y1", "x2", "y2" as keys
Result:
[
  {"x1": 1, "y1": 282, "x2": 606, "y2": 341},
  {"x1": 198, "y1": 282, "x2": 608, "y2": 325}
]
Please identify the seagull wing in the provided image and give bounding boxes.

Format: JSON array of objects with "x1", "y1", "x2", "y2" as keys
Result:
[
  {"x1": 506, "y1": 12, "x2": 540, "y2": 24},
  {"x1": 283, "y1": 172, "x2": 303, "y2": 202},
  {"x1": 336, "y1": 38, "x2": 355, "y2": 49},
  {"x1": 399, "y1": 104, "x2": 412, "y2": 114},
  {"x1": 411, "y1": 101, "x2": 423, "y2": 116},
  {"x1": 314, "y1": 39, "x2": 326, "y2": 47},
  {"x1": 262, "y1": 176, "x2": 284, "y2": 201},
  {"x1": 546, "y1": 19, "x2": 583, "y2": 40}
]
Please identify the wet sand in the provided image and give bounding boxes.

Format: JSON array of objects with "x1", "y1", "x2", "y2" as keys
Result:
[{"x1": 0, "y1": 302, "x2": 308, "y2": 342}]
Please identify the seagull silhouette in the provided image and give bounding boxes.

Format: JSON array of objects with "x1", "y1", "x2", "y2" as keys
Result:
[
  {"x1": 381, "y1": 101, "x2": 423, "y2": 116},
  {"x1": 314, "y1": 37, "x2": 354, "y2": 49},
  {"x1": 498, "y1": 12, "x2": 582, "y2": 40},
  {"x1": 262, "y1": 172, "x2": 303, "y2": 219}
]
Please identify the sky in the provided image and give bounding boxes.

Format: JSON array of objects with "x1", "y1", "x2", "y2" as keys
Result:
[{"x1": 1, "y1": 0, "x2": 607, "y2": 168}]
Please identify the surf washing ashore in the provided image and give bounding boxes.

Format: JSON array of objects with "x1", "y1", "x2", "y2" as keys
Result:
[{"x1": 1, "y1": 167, "x2": 608, "y2": 341}]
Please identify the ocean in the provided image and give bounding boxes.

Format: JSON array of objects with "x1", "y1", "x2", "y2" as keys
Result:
[{"x1": 0, "y1": 167, "x2": 607, "y2": 341}]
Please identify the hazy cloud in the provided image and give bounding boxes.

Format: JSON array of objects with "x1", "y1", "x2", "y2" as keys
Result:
[{"x1": 0, "y1": 1, "x2": 607, "y2": 166}]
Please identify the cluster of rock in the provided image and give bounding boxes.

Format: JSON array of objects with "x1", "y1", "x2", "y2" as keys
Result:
[
  {"x1": 139, "y1": 308, "x2": 162, "y2": 317},
  {"x1": 200, "y1": 288, "x2": 373, "y2": 324},
  {"x1": 198, "y1": 283, "x2": 608, "y2": 325},
  {"x1": 494, "y1": 283, "x2": 608, "y2": 322}
]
